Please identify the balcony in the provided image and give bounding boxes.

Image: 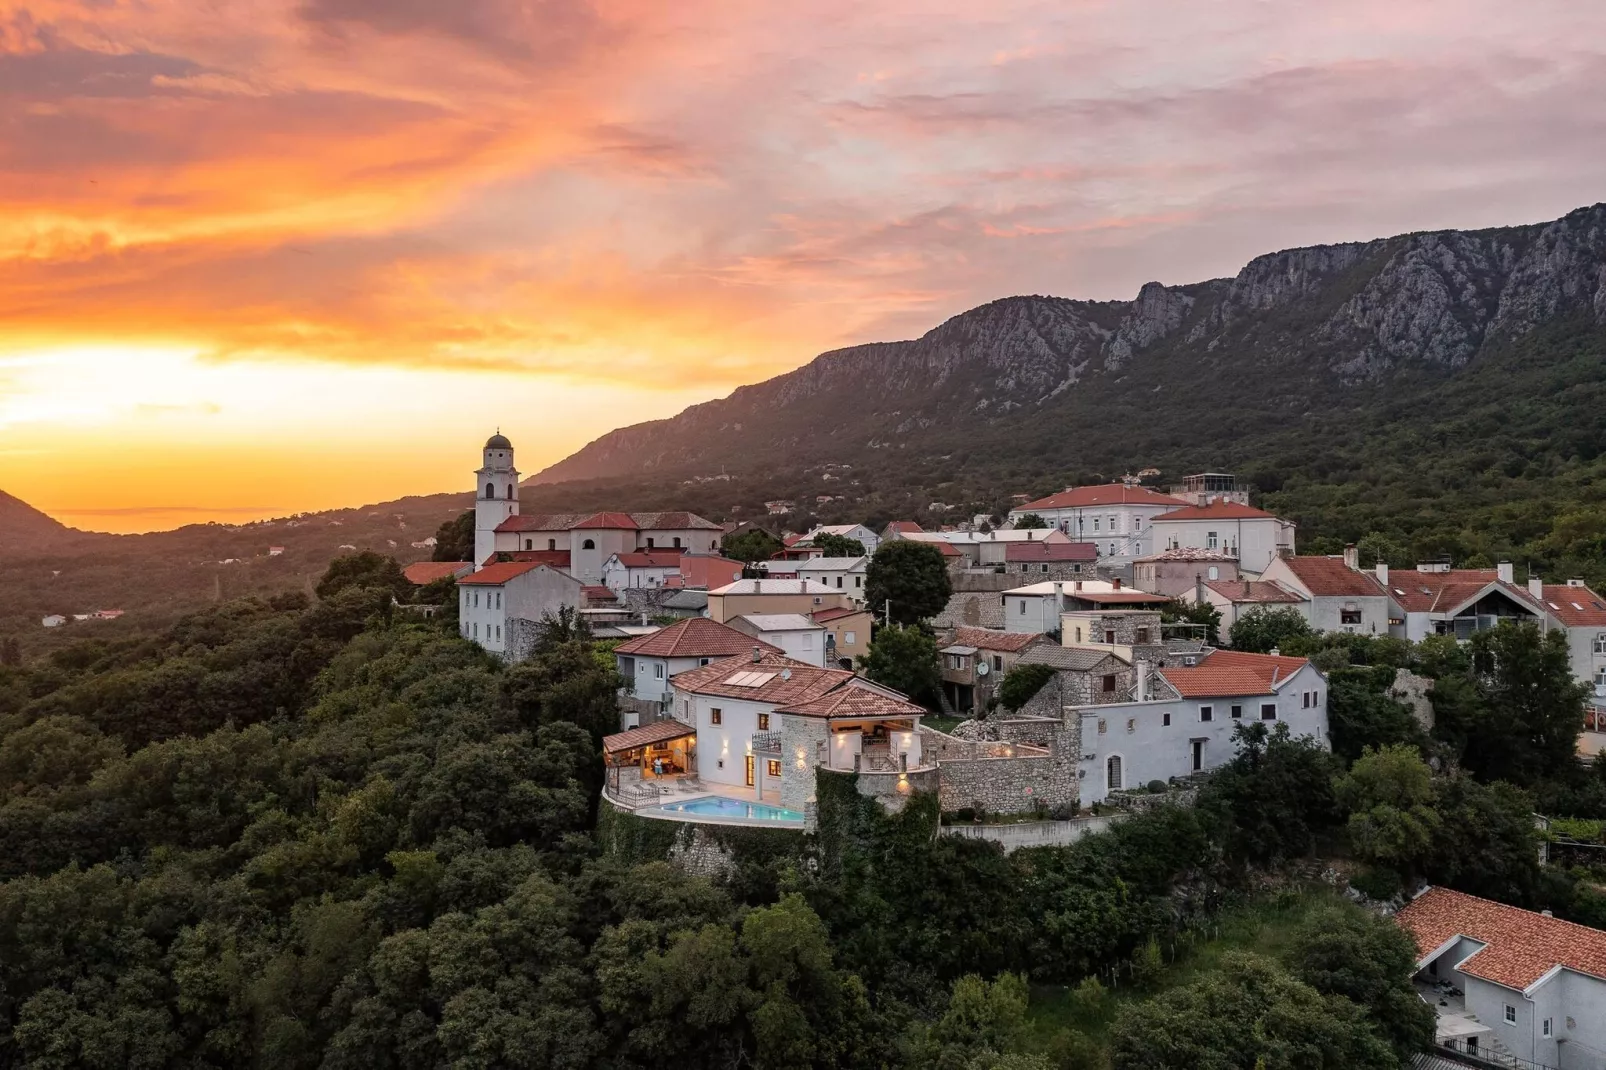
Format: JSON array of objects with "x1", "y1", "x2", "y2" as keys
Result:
[{"x1": 752, "y1": 731, "x2": 782, "y2": 755}]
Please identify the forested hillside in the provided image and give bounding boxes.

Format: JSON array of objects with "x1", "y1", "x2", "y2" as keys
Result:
[{"x1": 2, "y1": 555, "x2": 1605, "y2": 1066}]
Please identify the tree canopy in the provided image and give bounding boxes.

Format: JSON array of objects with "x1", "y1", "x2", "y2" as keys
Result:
[
  {"x1": 1228, "y1": 606, "x2": 1314, "y2": 654},
  {"x1": 812, "y1": 533, "x2": 867, "y2": 557},
  {"x1": 865, "y1": 542, "x2": 953, "y2": 626},
  {"x1": 858, "y1": 626, "x2": 940, "y2": 707},
  {"x1": 722, "y1": 528, "x2": 784, "y2": 563}
]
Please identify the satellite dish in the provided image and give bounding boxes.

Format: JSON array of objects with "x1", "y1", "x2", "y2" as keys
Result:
[
  {"x1": 976, "y1": 662, "x2": 990, "y2": 676},
  {"x1": 781, "y1": 669, "x2": 792, "y2": 680}
]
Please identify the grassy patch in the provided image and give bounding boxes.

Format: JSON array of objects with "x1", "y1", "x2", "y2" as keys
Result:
[
  {"x1": 1024, "y1": 887, "x2": 1352, "y2": 1061},
  {"x1": 923, "y1": 715, "x2": 969, "y2": 734}
]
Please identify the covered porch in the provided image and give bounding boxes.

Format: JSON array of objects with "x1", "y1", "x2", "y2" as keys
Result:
[
  {"x1": 603, "y1": 720, "x2": 698, "y2": 806},
  {"x1": 823, "y1": 717, "x2": 924, "y2": 773}
]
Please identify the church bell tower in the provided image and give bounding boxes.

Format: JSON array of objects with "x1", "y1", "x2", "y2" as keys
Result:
[{"x1": 474, "y1": 431, "x2": 520, "y2": 568}]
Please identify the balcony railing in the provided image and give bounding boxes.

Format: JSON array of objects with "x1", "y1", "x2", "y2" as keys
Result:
[{"x1": 752, "y1": 731, "x2": 782, "y2": 754}]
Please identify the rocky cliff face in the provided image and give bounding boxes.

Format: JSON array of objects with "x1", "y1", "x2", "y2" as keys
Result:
[{"x1": 532, "y1": 204, "x2": 1606, "y2": 484}]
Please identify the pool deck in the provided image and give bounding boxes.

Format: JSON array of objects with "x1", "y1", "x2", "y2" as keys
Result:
[{"x1": 614, "y1": 785, "x2": 806, "y2": 827}]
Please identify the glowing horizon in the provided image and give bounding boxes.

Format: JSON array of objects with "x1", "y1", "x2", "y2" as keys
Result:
[{"x1": 4, "y1": 0, "x2": 1606, "y2": 533}]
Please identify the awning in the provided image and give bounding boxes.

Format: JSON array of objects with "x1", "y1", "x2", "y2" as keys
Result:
[{"x1": 603, "y1": 720, "x2": 696, "y2": 754}]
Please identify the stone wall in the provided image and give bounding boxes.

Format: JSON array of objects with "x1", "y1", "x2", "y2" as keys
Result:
[
  {"x1": 621, "y1": 588, "x2": 703, "y2": 619},
  {"x1": 1389, "y1": 668, "x2": 1435, "y2": 732},
  {"x1": 779, "y1": 716, "x2": 829, "y2": 812},
  {"x1": 505, "y1": 617, "x2": 542, "y2": 663},
  {"x1": 1064, "y1": 611, "x2": 1162, "y2": 646},
  {"x1": 1015, "y1": 668, "x2": 1135, "y2": 717},
  {"x1": 666, "y1": 826, "x2": 739, "y2": 879},
  {"x1": 927, "y1": 718, "x2": 1078, "y2": 815}
]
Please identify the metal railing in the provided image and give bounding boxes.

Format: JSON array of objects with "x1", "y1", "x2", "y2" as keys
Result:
[
  {"x1": 752, "y1": 731, "x2": 782, "y2": 753},
  {"x1": 1430, "y1": 1038, "x2": 1559, "y2": 1070}
]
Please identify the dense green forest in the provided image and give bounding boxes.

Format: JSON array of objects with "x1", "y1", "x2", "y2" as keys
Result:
[{"x1": 0, "y1": 552, "x2": 1604, "y2": 1067}]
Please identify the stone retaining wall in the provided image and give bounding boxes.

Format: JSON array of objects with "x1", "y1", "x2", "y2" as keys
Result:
[{"x1": 942, "y1": 814, "x2": 1117, "y2": 851}]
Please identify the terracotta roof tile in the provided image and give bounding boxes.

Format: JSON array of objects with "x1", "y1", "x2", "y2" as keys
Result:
[
  {"x1": 403, "y1": 561, "x2": 472, "y2": 585},
  {"x1": 811, "y1": 606, "x2": 863, "y2": 624},
  {"x1": 1535, "y1": 583, "x2": 1606, "y2": 627},
  {"x1": 670, "y1": 651, "x2": 854, "y2": 704},
  {"x1": 1158, "y1": 649, "x2": 1311, "y2": 698},
  {"x1": 615, "y1": 617, "x2": 781, "y2": 658},
  {"x1": 481, "y1": 550, "x2": 571, "y2": 569},
  {"x1": 582, "y1": 585, "x2": 618, "y2": 602},
  {"x1": 574, "y1": 511, "x2": 639, "y2": 530},
  {"x1": 775, "y1": 680, "x2": 926, "y2": 719},
  {"x1": 1278, "y1": 556, "x2": 1389, "y2": 597},
  {"x1": 1396, "y1": 886, "x2": 1606, "y2": 990},
  {"x1": 1016, "y1": 483, "x2": 1186, "y2": 511},
  {"x1": 458, "y1": 561, "x2": 551, "y2": 585},
  {"x1": 951, "y1": 627, "x2": 1044, "y2": 653},
  {"x1": 1006, "y1": 540, "x2": 1098, "y2": 563},
  {"x1": 602, "y1": 719, "x2": 697, "y2": 754},
  {"x1": 613, "y1": 551, "x2": 683, "y2": 569},
  {"x1": 1384, "y1": 570, "x2": 1541, "y2": 615},
  {"x1": 676, "y1": 554, "x2": 746, "y2": 589},
  {"x1": 1204, "y1": 579, "x2": 1304, "y2": 604}
]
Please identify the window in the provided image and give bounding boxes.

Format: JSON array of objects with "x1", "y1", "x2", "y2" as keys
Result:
[
  {"x1": 472, "y1": 622, "x2": 479, "y2": 638},
  {"x1": 646, "y1": 537, "x2": 655, "y2": 548},
  {"x1": 844, "y1": 631, "x2": 856, "y2": 644},
  {"x1": 1302, "y1": 691, "x2": 1310, "y2": 708},
  {"x1": 993, "y1": 655, "x2": 1003, "y2": 672},
  {"x1": 1135, "y1": 628, "x2": 1151, "y2": 644},
  {"x1": 1092, "y1": 517, "x2": 1101, "y2": 532},
  {"x1": 758, "y1": 713, "x2": 770, "y2": 730},
  {"x1": 495, "y1": 625, "x2": 501, "y2": 641},
  {"x1": 1107, "y1": 514, "x2": 1116, "y2": 531},
  {"x1": 673, "y1": 537, "x2": 682, "y2": 548},
  {"x1": 1231, "y1": 704, "x2": 1242, "y2": 719},
  {"x1": 1595, "y1": 633, "x2": 1606, "y2": 655},
  {"x1": 710, "y1": 708, "x2": 722, "y2": 725},
  {"x1": 1261, "y1": 703, "x2": 1277, "y2": 721},
  {"x1": 1097, "y1": 718, "x2": 1107, "y2": 735},
  {"x1": 803, "y1": 634, "x2": 814, "y2": 648},
  {"x1": 495, "y1": 591, "x2": 502, "y2": 609},
  {"x1": 699, "y1": 657, "x2": 711, "y2": 666},
  {"x1": 1134, "y1": 517, "x2": 1143, "y2": 531},
  {"x1": 1200, "y1": 705, "x2": 1214, "y2": 722},
  {"x1": 1042, "y1": 564, "x2": 1050, "y2": 573},
  {"x1": 1191, "y1": 739, "x2": 1204, "y2": 771},
  {"x1": 1106, "y1": 755, "x2": 1123, "y2": 791},
  {"x1": 654, "y1": 663, "x2": 664, "y2": 679},
  {"x1": 1341, "y1": 608, "x2": 1363, "y2": 625},
  {"x1": 855, "y1": 576, "x2": 863, "y2": 588},
  {"x1": 1018, "y1": 600, "x2": 1027, "y2": 615},
  {"x1": 524, "y1": 539, "x2": 533, "y2": 550},
  {"x1": 473, "y1": 591, "x2": 480, "y2": 608},
  {"x1": 1101, "y1": 674, "x2": 1117, "y2": 692},
  {"x1": 548, "y1": 538, "x2": 556, "y2": 551},
  {"x1": 767, "y1": 759, "x2": 781, "y2": 778},
  {"x1": 485, "y1": 482, "x2": 494, "y2": 498},
  {"x1": 1504, "y1": 1005, "x2": 1516, "y2": 1025},
  {"x1": 1163, "y1": 713, "x2": 1171, "y2": 726},
  {"x1": 1104, "y1": 629, "x2": 1116, "y2": 644},
  {"x1": 835, "y1": 577, "x2": 843, "y2": 588},
  {"x1": 1207, "y1": 565, "x2": 1219, "y2": 580},
  {"x1": 1542, "y1": 1018, "x2": 1553, "y2": 1038},
  {"x1": 582, "y1": 538, "x2": 595, "y2": 550},
  {"x1": 1206, "y1": 530, "x2": 1219, "y2": 550}
]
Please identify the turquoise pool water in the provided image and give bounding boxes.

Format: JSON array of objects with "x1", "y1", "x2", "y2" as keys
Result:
[{"x1": 654, "y1": 795, "x2": 804, "y2": 823}]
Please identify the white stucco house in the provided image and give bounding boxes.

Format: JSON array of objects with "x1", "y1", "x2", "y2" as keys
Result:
[
  {"x1": 1006, "y1": 483, "x2": 1189, "y2": 563},
  {"x1": 601, "y1": 550, "x2": 683, "y2": 592},
  {"x1": 726, "y1": 613, "x2": 829, "y2": 666},
  {"x1": 1074, "y1": 649, "x2": 1329, "y2": 806},
  {"x1": 794, "y1": 557, "x2": 868, "y2": 602},
  {"x1": 1397, "y1": 886, "x2": 1606, "y2": 1070},
  {"x1": 1258, "y1": 553, "x2": 1394, "y2": 636},
  {"x1": 1003, "y1": 580, "x2": 1171, "y2": 634},
  {"x1": 801, "y1": 524, "x2": 880, "y2": 554},
  {"x1": 1147, "y1": 500, "x2": 1296, "y2": 575},
  {"x1": 456, "y1": 561, "x2": 582, "y2": 657}
]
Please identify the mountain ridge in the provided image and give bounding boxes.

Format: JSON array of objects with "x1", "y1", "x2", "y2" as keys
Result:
[{"x1": 531, "y1": 203, "x2": 1606, "y2": 485}]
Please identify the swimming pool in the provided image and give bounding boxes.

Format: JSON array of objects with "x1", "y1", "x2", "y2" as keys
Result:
[{"x1": 651, "y1": 795, "x2": 804, "y2": 823}]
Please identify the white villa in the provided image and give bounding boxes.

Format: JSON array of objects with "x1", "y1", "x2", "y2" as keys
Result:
[
  {"x1": 1147, "y1": 500, "x2": 1296, "y2": 575},
  {"x1": 1006, "y1": 483, "x2": 1189, "y2": 563}
]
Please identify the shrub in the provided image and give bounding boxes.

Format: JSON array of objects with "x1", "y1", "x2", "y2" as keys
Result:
[
  {"x1": 1350, "y1": 866, "x2": 1404, "y2": 902},
  {"x1": 1146, "y1": 780, "x2": 1167, "y2": 794}
]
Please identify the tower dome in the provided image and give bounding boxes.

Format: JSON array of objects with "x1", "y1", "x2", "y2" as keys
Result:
[{"x1": 485, "y1": 432, "x2": 513, "y2": 450}]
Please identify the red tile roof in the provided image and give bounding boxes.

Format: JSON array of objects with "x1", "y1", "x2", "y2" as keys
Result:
[
  {"x1": 1277, "y1": 556, "x2": 1388, "y2": 597},
  {"x1": 1065, "y1": 589, "x2": 1171, "y2": 605},
  {"x1": 1382, "y1": 569, "x2": 1541, "y2": 616},
  {"x1": 886, "y1": 521, "x2": 924, "y2": 534},
  {"x1": 480, "y1": 550, "x2": 572, "y2": 569},
  {"x1": 1158, "y1": 649, "x2": 1311, "y2": 698},
  {"x1": 1134, "y1": 547, "x2": 1239, "y2": 563},
  {"x1": 496, "y1": 512, "x2": 592, "y2": 533},
  {"x1": 776, "y1": 680, "x2": 926, "y2": 719},
  {"x1": 1534, "y1": 583, "x2": 1606, "y2": 627},
  {"x1": 402, "y1": 561, "x2": 472, "y2": 585},
  {"x1": 670, "y1": 651, "x2": 854, "y2": 704},
  {"x1": 629, "y1": 511, "x2": 723, "y2": 531},
  {"x1": 1017, "y1": 483, "x2": 1186, "y2": 511},
  {"x1": 574, "y1": 511, "x2": 639, "y2": 530},
  {"x1": 1152, "y1": 500, "x2": 1278, "y2": 521},
  {"x1": 615, "y1": 617, "x2": 781, "y2": 658},
  {"x1": 1006, "y1": 540, "x2": 1098, "y2": 563},
  {"x1": 951, "y1": 627, "x2": 1043, "y2": 653},
  {"x1": 458, "y1": 561, "x2": 555, "y2": 585},
  {"x1": 811, "y1": 606, "x2": 864, "y2": 624},
  {"x1": 1396, "y1": 886, "x2": 1606, "y2": 990},
  {"x1": 1204, "y1": 579, "x2": 1304, "y2": 604},
  {"x1": 602, "y1": 719, "x2": 697, "y2": 754},
  {"x1": 582, "y1": 585, "x2": 617, "y2": 602}
]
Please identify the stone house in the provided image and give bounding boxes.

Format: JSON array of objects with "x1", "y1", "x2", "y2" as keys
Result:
[
  {"x1": 937, "y1": 627, "x2": 1048, "y2": 713},
  {"x1": 1193, "y1": 577, "x2": 1305, "y2": 634},
  {"x1": 997, "y1": 540, "x2": 1099, "y2": 579},
  {"x1": 1008, "y1": 644, "x2": 1136, "y2": 716},
  {"x1": 810, "y1": 606, "x2": 872, "y2": 668},
  {"x1": 1132, "y1": 547, "x2": 1240, "y2": 597}
]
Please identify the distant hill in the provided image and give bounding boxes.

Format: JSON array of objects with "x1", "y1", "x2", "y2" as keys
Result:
[
  {"x1": 527, "y1": 203, "x2": 1606, "y2": 580},
  {"x1": 0, "y1": 490, "x2": 83, "y2": 553}
]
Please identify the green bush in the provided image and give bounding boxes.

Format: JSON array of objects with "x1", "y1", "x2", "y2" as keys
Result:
[
  {"x1": 997, "y1": 663, "x2": 1055, "y2": 711},
  {"x1": 1350, "y1": 866, "x2": 1405, "y2": 901},
  {"x1": 1146, "y1": 780, "x2": 1167, "y2": 794}
]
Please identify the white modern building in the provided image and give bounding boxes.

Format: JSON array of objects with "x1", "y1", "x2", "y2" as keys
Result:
[
  {"x1": 1007, "y1": 483, "x2": 1189, "y2": 562},
  {"x1": 794, "y1": 557, "x2": 868, "y2": 602},
  {"x1": 1147, "y1": 500, "x2": 1296, "y2": 575}
]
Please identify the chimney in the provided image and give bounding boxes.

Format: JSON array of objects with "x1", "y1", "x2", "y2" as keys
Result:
[
  {"x1": 751, "y1": 646, "x2": 762, "y2": 663},
  {"x1": 1196, "y1": 574, "x2": 1206, "y2": 605},
  {"x1": 1529, "y1": 575, "x2": 1544, "y2": 600},
  {"x1": 1375, "y1": 563, "x2": 1389, "y2": 587},
  {"x1": 1497, "y1": 561, "x2": 1514, "y2": 584},
  {"x1": 1243, "y1": 580, "x2": 1251, "y2": 598},
  {"x1": 1112, "y1": 577, "x2": 1122, "y2": 590},
  {"x1": 1136, "y1": 658, "x2": 1149, "y2": 703},
  {"x1": 1343, "y1": 543, "x2": 1359, "y2": 571},
  {"x1": 1074, "y1": 580, "x2": 1083, "y2": 592}
]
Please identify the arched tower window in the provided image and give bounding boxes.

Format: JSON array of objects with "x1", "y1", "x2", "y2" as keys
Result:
[
  {"x1": 506, "y1": 485, "x2": 514, "y2": 499},
  {"x1": 582, "y1": 539, "x2": 596, "y2": 550},
  {"x1": 485, "y1": 483, "x2": 494, "y2": 499}
]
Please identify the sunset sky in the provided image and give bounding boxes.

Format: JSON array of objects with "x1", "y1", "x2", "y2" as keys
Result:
[{"x1": 2, "y1": 0, "x2": 1604, "y2": 532}]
